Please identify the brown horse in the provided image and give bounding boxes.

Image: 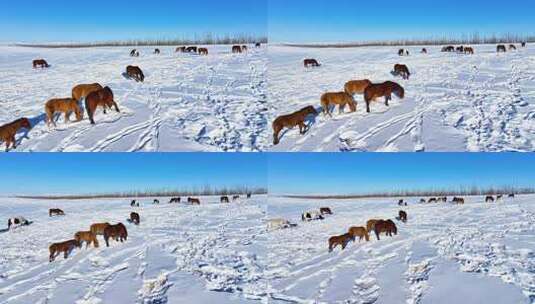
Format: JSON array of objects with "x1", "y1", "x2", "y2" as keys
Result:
[
  {"x1": 328, "y1": 233, "x2": 353, "y2": 252},
  {"x1": 0, "y1": 118, "x2": 31, "y2": 151},
  {"x1": 103, "y1": 223, "x2": 128, "y2": 247},
  {"x1": 90, "y1": 223, "x2": 110, "y2": 236},
  {"x1": 33, "y1": 59, "x2": 50, "y2": 68},
  {"x1": 232, "y1": 195, "x2": 240, "y2": 201},
  {"x1": 364, "y1": 81, "x2": 405, "y2": 113},
  {"x1": 130, "y1": 212, "x2": 140, "y2": 225},
  {"x1": 428, "y1": 198, "x2": 437, "y2": 203},
  {"x1": 373, "y1": 219, "x2": 397, "y2": 240},
  {"x1": 169, "y1": 197, "x2": 181, "y2": 203},
  {"x1": 220, "y1": 196, "x2": 230, "y2": 203},
  {"x1": 186, "y1": 46, "x2": 198, "y2": 53},
  {"x1": 154, "y1": 48, "x2": 160, "y2": 54},
  {"x1": 321, "y1": 92, "x2": 357, "y2": 116},
  {"x1": 398, "y1": 210, "x2": 407, "y2": 223},
  {"x1": 242, "y1": 45, "x2": 248, "y2": 52},
  {"x1": 198, "y1": 48, "x2": 209, "y2": 55},
  {"x1": 509, "y1": 44, "x2": 517, "y2": 51},
  {"x1": 344, "y1": 79, "x2": 372, "y2": 96},
  {"x1": 464, "y1": 47, "x2": 474, "y2": 54},
  {"x1": 72, "y1": 83, "x2": 103, "y2": 102},
  {"x1": 74, "y1": 231, "x2": 99, "y2": 248},
  {"x1": 304, "y1": 59, "x2": 320, "y2": 67},
  {"x1": 393, "y1": 64, "x2": 411, "y2": 80},
  {"x1": 126, "y1": 65, "x2": 145, "y2": 82},
  {"x1": 522, "y1": 42, "x2": 526, "y2": 47},
  {"x1": 85, "y1": 87, "x2": 120, "y2": 124},
  {"x1": 320, "y1": 207, "x2": 332, "y2": 215},
  {"x1": 176, "y1": 46, "x2": 186, "y2": 53},
  {"x1": 45, "y1": 98, "x2": 83, "y2": 127},
  {"x1": 232, "y1": 45, "x2": 242, "y2": 53},
  {"x1": 49, "y1": 239, "x2": 80, "y2": 262},
  {"x1": 188, "y1": 197, "x2": 201, "y2": 205},
  {"x1": 366, "y1": 219, "x2": 380, "y2": 233},
  {"x1": 255, "y1": 42, "x2": 261, "y2": 48},
  {"x1": 348, "y1": 226, "x2": 369, "y2": 242},
  {"x1": 272, "y1": 106, "x2": 318, "y2": 145},
  {"x1": 497, "y1": 45, "x2": 507, "y2": 53},
  {"x1": 452, "y1": 197, "x2": 465, "y2": 204},
  {"x1": 49, "y1": 208, "x2": 65, "y2": 217},
  {"x1": 485, "y1": 195, "x2": 494, "y2": 203}
]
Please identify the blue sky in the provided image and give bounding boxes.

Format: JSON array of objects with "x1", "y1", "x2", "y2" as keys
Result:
[
  {"x1": 0, "y1": 153, "x2": 266, "y2": 195},
  {"x1": 268, "y1": 153, "x2": 535, "y2": 195},
  {"x1": 269, "y1": 0, "x2": 535, "y2": 43},
  {"x1": 0, "y1": 0, "x2": 266, "y2": 42}
]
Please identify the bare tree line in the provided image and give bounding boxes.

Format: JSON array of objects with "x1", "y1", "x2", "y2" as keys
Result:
[
  {"x1": 283, "y1": 32, "x2": 535, "y2": 48},
  {"x1": 15, "y1": 185, "x2": 267, "y2": 200},
  {"x1": 282, "y1": 185, "x2": 535, "y2": 200},
  {"x1": 14, "y1": 33, "x2": 267, "y2": 48}
]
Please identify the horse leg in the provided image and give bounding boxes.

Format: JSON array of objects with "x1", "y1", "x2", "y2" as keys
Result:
[
  {"x1": 298, "y1": 122, "x2": 306, "y2": 134},
  {"x1": 105, "y1": 236, "x2": 110, "y2": 247},
  {"x1": 385, "y1": 95, "x2": 391, "y2": 107},
  {"x1": 65, "y1": 111, "x2": 71, "y2": 123},
  {"x1": 375, "y1": 230, "x2": 380, "y2": 241},
  {"x1": 366, "y1": 100, "x2": 371, "y2": 113},
  {"x1": 10, "y1": 135, "x2": 16, "y2": 150},
  {"x1": 113, "y1": 102, "x2": 120, "y2": 113}
]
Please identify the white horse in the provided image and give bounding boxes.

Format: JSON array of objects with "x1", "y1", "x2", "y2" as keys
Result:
[
  {"x1": 267, "y1": 218, "x2": 291, "y2": 231},
  {"x1": 301, "y1": 210, "x2": 324, "y2": 222}
]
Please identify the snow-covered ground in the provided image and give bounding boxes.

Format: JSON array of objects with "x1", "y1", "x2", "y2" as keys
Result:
[
  {"x1": 0, "y1": 45, "x2": 268, "y2": 152},
  {"x1": 268, "y1": 44, "x2": 535, "y2": 152},
  {"x1": 0, "y1": 195, "x2": 268, "y2": 303},
  {"x1": 266, "y1": 195, "x2": 535, "y2": 303}
]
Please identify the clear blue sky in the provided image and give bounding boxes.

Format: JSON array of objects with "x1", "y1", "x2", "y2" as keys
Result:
[
  {"x1": 268, "y1": 153, "x2": 535, "y2": 195},
  {"x1": 0, "y1": 0, "x2": 266, "y2": 42},
  {"x1": 0, "y1": 153, "x2": 266, "y2": 195},
  {"x1": 269, "y1": 0, "x2": 535, "y2": 43}
]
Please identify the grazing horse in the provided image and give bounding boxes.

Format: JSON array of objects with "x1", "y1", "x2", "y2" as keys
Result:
[
  {"x1": 496, "y1": 194, "x2": 503, "y2": 200},
  {"x1": 130, "y1": 49, "x2": 139, "y2": 57},
  {"x1": 509, "y1": 44, "x2": 517, "y2": 51},
  {"x1": 321, "y1": 92, "x2": 357, "y2": 116},
  {"x1": 7, "y1": 217, "x2": 30, "y2": 229},
  {"x1": 442, "y1": 46, "x2": 455, "y2": 52},
  {"x1": 456, "y1": 46, "x2": 464, "y2": 53},
  {"x1": 366, "y1": 219, "x2": 380, "y2": 233},
  {"x1": 320, "y1": 207, "x2": 333, "y2": 215},
  {"x1": 33, "y1": 59, "x2": 50, "y2": 68},
  {"x1": 90, "y1": 223, "x2": 110, "y2": 236},
  {"x1": 522, "y1": 42, "x2": 526, "y2": 47},
  {"x1": 154, "y1": 48, "x2": 160, "y2": 55},
  {"x1": 232, "y1": 195, "x2": 240, "y2": 201},
  {"x1": 0, "y1": 118, "x2": 31, "y2": 151},
  {"x1": 272, "y1": 106, "x2": 318, "y2": 145},
  {"x1": 348, "y1": 226, "x2": 369, "y2": 242},
  {"x1": 398, "y1": 210, "x2": 407, "y2": 223},
  {"x1": 198, "y1": 48, "x2": 209, "y2": 55},
  {"x1": 497, "y1": 45, "x2": 507, "y2": 53},
  {"x1": 419, "y1": 198, "x2": 426, "y2": 203},
  {"x1": 103, "y1": 223, "x2": 128, "y2": 247},
  {"x1": 85, "y1": 87, "x2": 120, "y2": 124},
  {"x1": 49, "y1": 239, "x2": 80, "y2": 262},
  {"x1": 393, "y1": 64, "x2": 411, "y2": 80},
  {"x1": 398, "y1": 199, "x2": 406, "y2": 206},
  {"x1": 232, "y1": 45, "x2": 242, "y2": 53},
  {"x1": 508, "y1": 193, "x2": 515, "y2": 198},
  {"x1": 130, "y1": 200, "x2": 138, "y2": 207},
  {"x1": 45, "y1": 98, "x2": 83, "y2": 127},
  {"x1": 72, "y1": 83, "x2": 103, "y2": 103},
  {"x1": 255, "y1": 42, "x2": 261, "y2": 48},
  {"x1": 452, "y1": 197, "x2": 465, "y2": 204},
  {"x1": 153, "y1": 199, "x2": 159, "y2": 204},
  {"x1": 485, "y1": 195, "x2": 494, "y2": 203},
  {"x1": 130, "y1": 212, "x2": 140, "y2": 225},
  {"x1": 344, "y1": 79, "x2": 372, "y2": 96},
  {"x1": 398, "y1": 49, "x2": 405, "y2": 56},
  {"x1": 428, "y1": 198, "x2": 437, "y2": 203},
  {"x1": 220, "y1": 196, "x2": 230, "y2": 203},
  {"x1": 126, "y1": 65, "x2": 145, "y2": 82},
  {"x1": 247, "y1": 193, "x2": 252, "y2": 199},
  {"x1": 187, "y1": 197, "x2": 201, "y2": 205},
  {"x1": 440, "y1": 197, "x2": 447, "y2": 202},
  {"x1": 267, "y1": 218, "x2": 291, "y2": 230},
  {"x1": 74, "y1": 231, "x2": 99, "y2": 248},
  {"x1": 464, "y1": 47, "x2": 474, "y2": 54},
  {"x1": 303, "y1": 58, "x2": 321, "y2": 68},
  {"x1": 186, "y1": 46, "x2": 198, "y2": 53},
  {"x1": 363, "y1": 81, "x2": 405, "y2": 113},
  {"x1": 49, "y1": 208, "x2": 65, "y2": 217},
  {"x1": 421, "y1": 48, "x2": 428, "y2": 54},
  {"x1": 176, "y1": 46, "x2": 186, "y2": 53},
  {"x1": 169, "y1": 197, "x2": 181, "y2": 203},
  {"x1": 373, "y1": 219, "x2": 397, "y2": 240},
  {"x1": 328, "y1": 233, "x2": 353, "y2": 252},
  {"x1": 302, "y1": 210, "x2": 324, "y2": 221}
]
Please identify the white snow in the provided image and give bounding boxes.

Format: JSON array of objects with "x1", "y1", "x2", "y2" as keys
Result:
[
  {"x1": 268, "y1": 44, "x2": 535, "y2": 152},
  {"x1": 0, "y1": 45, "x2": 268, "y2": 152},
  {"x1": 0, "y1": 195, "x2": 268, "y2": 303}
]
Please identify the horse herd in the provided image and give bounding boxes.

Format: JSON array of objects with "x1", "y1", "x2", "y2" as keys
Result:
[{"x1": 272, "y1": 42, "x2": 529, "y2": 146}]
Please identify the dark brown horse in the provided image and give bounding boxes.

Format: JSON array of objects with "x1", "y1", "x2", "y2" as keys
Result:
[
  {"x1": 130, "y1": 212, "x2": 140, "y2": 225},
  {"x1": 398, "y1": 210, "x2": 407, "y2": 223},
  {"x1": 176, "y1": 46, "x2": 186, "y2": 53},
  {"x1": 393, "y1": 64, "x2": 411, "y2": 80},
  {"x1": 373, "y1": 219, "x2": 397, "y2": 240},
  {"x1": 154, "y1": 48, "x2": 160, "y2": 54},
  {"x1": 126, "y1": 65, "x2": 145, "y2": 82},
  {"x1": 464, "y1": 47, "x2": 474, "y2": 54},
  {"x1": 49, "y1": 239, "x2": 80, "y2": 262},
  {"x1": 220, "y1": 196, "x2": 230, "y2": 203},
  {"x1": 187, "y1": 197, "x2": 201, "y2": 205},
  {"x1": 421, "y1": 48, "x2": 427, "y2": 54},
  {"x1": 272, "y1": 106, "x2": 318, "y2": 145},
  {"x1": 485, "y1": 195, "x2": 494, "y2": 203},
  {"x1": 509, "y1": 44, "x2": 517, "y2": 51},
  {"x1": 232, "y1": 45, "x2": 242, "y2": 53},
  {"x1": 33, "y1": 59, "x2": 50, "y2": 68},
  {"x1": 304, "y1": 59, "x2": 321, "y2": 67},
  {"x1": 49, "y1": 208, "x2": 65, "y2": 217},
  {"x1": 320, "y1": 207, "x2": 332, "y2": 215},
  {"x1": 497, "y1": 45, "x2": 507, "y2": 53},
  {"x1": 198, "y1": 48, "x2": 209, "y2": 55},
  {"x1": 130, "y1": 49, "x2": 139, "y2": 57},
  {"x1": 452, "y1": 197, "x2": 465, "y2": 204},
  {"x1": 364, "y1": 81, "x2": 405, "y2": 113},
  {"x1": 522, "y1": 42, "x2": 526, "y2": 47},
  {"x1": 0, "y1": 118, "x2": 31, "y2": 151},
  {"x1": 328, "y1": 233, "x2": 353, "y2": 252},
  {"x1": 169, "y1": 197, "x2": 181, "y2": 203},
  {"x1": 85, "y1": 87, "x2": 120, "y2": 124},
  {"x1": 255, "y1": 42, "x2": 262, "y2": 48},
  {"x1": 186, "y1": 46, "x2": 198, "y2": 53},
  {"x1": 103, "y1": 223, "x2": 128, "y2": 247}
]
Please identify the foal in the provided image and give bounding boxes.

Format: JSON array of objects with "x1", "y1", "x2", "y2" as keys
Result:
[
  {"x1": 45, "y1": 98, "x2": 83, "y2": 127},
  {"x1": 321, "y1": 92, "x2": 357, "y2": 116}
]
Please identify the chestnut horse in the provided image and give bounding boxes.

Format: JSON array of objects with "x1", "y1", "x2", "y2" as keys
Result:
[
  {"x1": 126, "y1": 65, "x2": 145, "y2": 82},
  {"x1": 497, "y1": 45, "x2": 507, "y2": 53},
  {"x1": 45, "y1": 98, "x2": 83, "y2": 127},
  {"x1": 232, "y1": 45, "x2": 242, "y2": 53},
  {"x1": 0, "y1": 118, "x2": 31, "y2": 151},
  {"x1": 464, "y1": 47, "x2": 474, "y2": 54},
  {"x1": 74, "y1": 231, "x2": 99, "y2": 248},
  {"x1": 321, "y1": 92, "x2": 357, "y2": 116},
  {"x1": 328, "y1": 233, "x2": 353, "y2": 252},
  {"x1": 344, "y1": 79, "x2": 372, "y2": 96},
  {"x1": 348, "y1": 226, "x2": 369, "y2": 242},
  {"x1": 49, "y1": 208, "x2": 65, "y2": 217},
  {"x1": 103, "y1": 223, "x2": 128, "y2": 247},
  {"x1": 90, "y1": 223, "x2": 110, "y2": 236},
  {"x1": 198, "y1": 48, "x2": 209, "y2": 55},
  {"x1": 272, "y1": 106, "x2": 318, "y2": 145},
  {"x1": 49, "y1": 239, "x2": 80, "y2": 262},
  {"x1": 72, "y1": 83, "x2": 103, "y2": 102},
  {"x1": 393, "y1": 64, "x2": 411, "y2": 80},
  {"x1": 130, "y1": 212, "x2": 140, "y2": 225},
  {"x1": 85, "y1": 87, "x2": 120, "y2": 124},
  {"x1": 33, "y1": 59, "x2": 50, "y2": 68},
  {"x1": 364, "y1": 81, "x2": 405, "y2": 113},
  {"x1": 373, "y1": 219, "x2": 397, "y2": 240},
  {"x1": 187, "y1": 197, "x2": 201, "y2": 205},
  {"x1": 366, "y1": 219, "x2": 381, "y2": 233},
  {"x1": 304, "y1": 59, "x2": 320, "y2": 68}
]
